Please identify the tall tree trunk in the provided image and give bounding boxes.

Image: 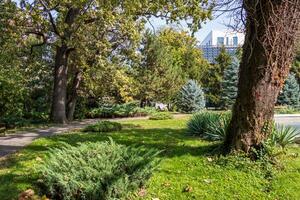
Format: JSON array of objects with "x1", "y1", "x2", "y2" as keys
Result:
[
  {"x1": 67, "y1": 70, "x2": 82, "y2": 121},
  {"x1": 225, "y1": 0, "x2": 300, "y2": 153},
  {"x1": 50, "y1": 7, "x2": 80, "y2": 124},
  {"x1": 50, "y1": 45, "x2": 69, "y2": 124}
]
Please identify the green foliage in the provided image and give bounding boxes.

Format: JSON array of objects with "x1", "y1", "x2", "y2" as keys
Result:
[
  {"x1": 38, "y1": 139, "x2": 161, "y2": 200},
  {"x1": 277, "y1": 73, "x2": 300, "y2": 106},
  {"x1": 187, "y1": 111, "x2": 231, "y2": 141},
  {"x1": 83, "y1": 121, "x2": 122, "y2": 133},
  {"x1": 149, "y1": 112, "x2": 173, "y2": 120},
  {"x1": 267, "y1": 124, "x2": 300, "y2": 149},
  {"x1": 186, "y1": 112, "x2": 220, "y2": 136},
  {"x1": 220, "y1": 57, "x2": 239, "y2": 109},
  {"x1": 16, "y1": 0, "x2": 213, "y2": 122},
  {"x1": 202, "y1": 46, "x2": 232, "y2": 107},
  {"x1": 87, "y1": 103, "x2": 156, "y2": 118},
  {"x1": 290, "y1": 45, "x2": 300, "y2": 84},
  {"x1": 1, "y1": 118, "x2": 300, "y2": 200},
  {"x1": 175, "y1": 80, "x2": 206, "y2": 113},
  {"x1": 135, "y1": 29, "x2": 210, "y2": 104},
  {"x1": 204, "y1": 113, "x2": 231, "y2": 141}
]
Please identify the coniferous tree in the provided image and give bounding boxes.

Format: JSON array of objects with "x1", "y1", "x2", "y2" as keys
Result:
[
  {"x1": 221, "y1": 57, "x2": 239, "y2": 109},
  {"x1": 277, "y1": 73, "x2": 300, "y2": 106},
  {"x1": 175, "y1": 80, "x2": 205, "y2": 113},
  {"x1": 202, "y1": 46, "x2": 232, "y2": 107}
]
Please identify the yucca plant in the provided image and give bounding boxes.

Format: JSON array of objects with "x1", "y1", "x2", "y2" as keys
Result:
[
  {"x1": 269, "y1": 124, "x2": 300, "y2": 149},
  {"x1": 204, "y1": 113, "x2": 231, "y2": 141},
  {"x1": 186, "y1": 112, "x2": 220, "y2": 136}
]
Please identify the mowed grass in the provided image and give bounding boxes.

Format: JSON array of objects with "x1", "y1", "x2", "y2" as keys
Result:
[{"x1": 0, "y1": 116, "x2": 300, "y2": 200}]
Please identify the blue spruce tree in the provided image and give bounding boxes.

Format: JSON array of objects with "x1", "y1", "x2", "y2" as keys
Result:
[
  {"x1": 221, "y1": 57, "x2": 239, "y2": 109},
  {"x1": 277, "y1": 73, "x2": 300, "y2": 106},
  {"x1": 175, "y1": 80, "x2": 205, "y2": 113}
]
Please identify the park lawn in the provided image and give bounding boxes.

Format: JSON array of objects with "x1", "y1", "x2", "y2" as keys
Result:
[{"x1": 0, "y1": 117, "x2": 300, "y2": 200}]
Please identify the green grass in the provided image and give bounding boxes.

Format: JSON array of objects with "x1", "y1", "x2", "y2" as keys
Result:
[{"x1": 0, "y1": 116, "x2": 300, "y2": 199}]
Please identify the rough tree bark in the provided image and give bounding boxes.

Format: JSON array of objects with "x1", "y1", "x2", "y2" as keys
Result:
[
  {"x1": 67, "y1": 70, "x2": 82, "y2": 121},
  {"x1": 225, "y1": 0, "x2": 300, "y2": 153}
]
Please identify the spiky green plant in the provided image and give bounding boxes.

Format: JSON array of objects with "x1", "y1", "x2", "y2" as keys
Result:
[
  {"x1": 186, "y1": 112, "x2": 221, "y2": 136},
  {"x1": 204, "y1": 113, "x2": 231, "y2": 141},
  {"x1": 269, "y1": 125, "x2": 300, "y2": 149},
  {"x1": 38, "y1": 139, "x2": 161, "y2": 200}
]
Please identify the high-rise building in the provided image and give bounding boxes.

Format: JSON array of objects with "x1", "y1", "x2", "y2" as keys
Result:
[{"x1": 199, "y1": 30, "x2": 245, "y2": 63}]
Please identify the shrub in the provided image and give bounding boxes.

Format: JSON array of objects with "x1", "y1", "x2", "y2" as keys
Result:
[
  {"x1": 267, "y1": 124, "x2": 300, "y2": 149},
  {"x1": 87, "y1": 103, "x2": 156, "y2": 119},
  {"x1": 186, "y1": 112, "x2": 220, "y2": 136},
  {"x1": 38, "y1": 140, "x2": 161, "y2": 200},
  {"x1": 83, "y1": 121, "x2": 122, "y2": 133},
  {"x1": 187, "y1": 111, "x2": 231, "y2": 141},
  {"x1": 277, "y1": 73, "x2": 300, "y2": 106},
  {"x1": 149, "y1": 112, "x2": 173, "y2": 120},
  {"x1": 175, "y1": 80, "x2": 205, "y2": 113},
  {"x1": 204, "y1": 113, "x2": 231, "y2": 141}
]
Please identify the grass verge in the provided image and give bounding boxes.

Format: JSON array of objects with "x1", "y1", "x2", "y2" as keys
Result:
[{"x1": 0, "y1": 116, "x2": 299, "y2": 199}]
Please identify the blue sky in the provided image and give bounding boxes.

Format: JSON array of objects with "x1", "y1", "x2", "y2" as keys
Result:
[{"x1": 146, "y1": 15, "x2": 230, "y2": 43}]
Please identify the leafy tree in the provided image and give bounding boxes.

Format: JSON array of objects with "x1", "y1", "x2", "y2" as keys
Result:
[
  {"x1": 18, "y1": 0, "x2": 213, "y2": 123},
  {"x1": 0, "y1": 1, "x2": 26, "y2": 120},
  {"x1": 277, "y1": 73, "x2": 300, "y2": 106},
  {"x1": 221, "y1": 57, "x2": 239, "y2": 109},
  {"x1": 203, "y1": 46, "x2": 232, "y2": 107},
  {"x1": 175, "y1": 80, "x2": 205, "y2": 113},
  {"x1": 136, "y1": 28, "x2": 210, "y2": 107}
]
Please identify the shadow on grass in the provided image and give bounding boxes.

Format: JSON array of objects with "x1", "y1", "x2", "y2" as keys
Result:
[{"x1": 0, "y1": 126, "x2": 221, "y2": 200}]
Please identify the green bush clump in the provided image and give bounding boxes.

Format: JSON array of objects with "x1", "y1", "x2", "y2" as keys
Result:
[
  {"x1": 186, "y1": 112, "x2": 220, "y2": 136},
  {"x1": 149, "y1": 112, "x2": 173, "y2": 120},
  {"x1": 187, "y1": 111, "x2": 231, "y2": 141},
  {"x1": 87, "y1": 102, "x2": 156, "y2": 119},
  {"x1": 38, "y1": 140, "x2": 161, "y2": 200},
  {"x1": 83, "y1": 121, "x2": 122, "y2": 133},
  {"x1": 204, "y1": 113, "x2": 231, "y2": 141}
]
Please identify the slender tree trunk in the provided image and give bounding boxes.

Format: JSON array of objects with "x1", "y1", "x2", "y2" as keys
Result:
[
  {"x1": 225, "y1": 0, "x2": 300, "y2": 153},
  {"x1": 50, "y1": 45, "x2": 69, "y2": 124},
  {"x1": 67, "y1": 70, "x2": 82, "y2": 121}
]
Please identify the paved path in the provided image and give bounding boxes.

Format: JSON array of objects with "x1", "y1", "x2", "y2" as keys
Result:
[
  {"x1": 0, "y1": 117, "x2": 148, "y2": 157},
  {"x1": 0, "y1": 114, "x2": 299, "y2": 158},
  {"x1": 274, "y1": 114, "x2": 300, "y2": 129}
]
